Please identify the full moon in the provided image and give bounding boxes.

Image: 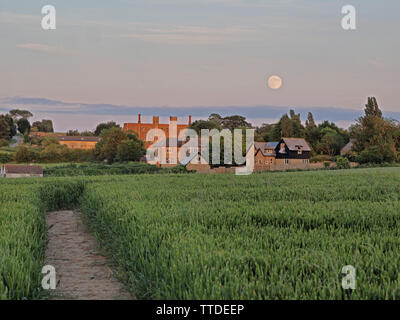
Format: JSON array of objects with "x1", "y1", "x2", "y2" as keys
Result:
[{"x1": 268, "y1": 75, "x2": 283, "y2": 90}]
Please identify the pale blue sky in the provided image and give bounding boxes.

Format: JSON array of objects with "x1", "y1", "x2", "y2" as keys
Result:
[{"x1": 0, "y1": 0, "x2": 399, "y2": 130}]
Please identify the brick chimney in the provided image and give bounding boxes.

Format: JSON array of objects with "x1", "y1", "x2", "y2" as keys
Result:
[
  {"x1": 138, "y1": 114, "x2": 141, "y2": 123},
  {"x1": 153, "y1": 116, "x2": 159, "y2": 125},
  {"x1": 189, "y1": 115, "x2": 192, "y2": 125},
  {"x1": 170, "y1": 116, "x2": 178, "y2": 122}
]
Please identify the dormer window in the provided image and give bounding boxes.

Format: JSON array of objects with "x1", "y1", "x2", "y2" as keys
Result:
[
  {"x1": 297, "y1": 146, "x2": 303, "y2": 155},
  {"x1": 280, "y1": 143, "x2": 286, "y2": 153}
]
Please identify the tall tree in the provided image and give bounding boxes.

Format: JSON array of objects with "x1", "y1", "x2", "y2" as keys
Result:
[
  {"x1": 208, "y1": 114, "x2": 223, "y2": 126},
  {"x1": 304, "y1": 112, "x2": 320, "y2": 151},
  {"x1": 364, "y1": 97, "x2": 382, "y2": 118},
  {"x1": 115, "y1": 134, "x2": 146, "y2": 162},
  {"x1": 221, "y1": 115, "x2": 252, "y2": 131},
  {"x1": 32, "y1": 119, "x2": 54, "y2": 132},
  {"x1": 305, "y1": 112, "x2": 316, "y2": 128},
  {"x1": 94, "y1": 121, "x2": 121, "y2": 136},
  {"x1": 268, "y1": 110, "x2": 305, "y2": 141},
  {"x1": 0, "y1": 115, "x2": 11, "y2": 140},
  {"x1": 9, "y1": 109, "x2": 33, "y2": 122},
  {"x1": 189, "y1": 119, "x2": 221, "y2": 134},
  {"x1": 17, "y1": 118, "x2": 31, "y2": 135},
  {"x1": 94, "y1": 127, "x2": 145, "y2": 163},
  {"x1": 352, "y1": 97, "x2": 397, "y2": 163},
  {"x1": 316, "y1": 127, "x2": 345, "y2": 156},
  {"x1": 254, "y1": 123, "x2": 273, "y2": 142}
]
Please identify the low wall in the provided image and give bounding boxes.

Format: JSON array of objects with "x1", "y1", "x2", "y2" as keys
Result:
[{"x1": 162, "y1": 161, "x2": 359, "y2": 174}]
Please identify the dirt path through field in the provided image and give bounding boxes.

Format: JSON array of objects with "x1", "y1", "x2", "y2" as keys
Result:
[{"x1": 45, "y1": 210, "x2": 132, "y2": 300}]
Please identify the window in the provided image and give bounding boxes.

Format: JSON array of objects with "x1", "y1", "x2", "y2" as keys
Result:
[
  {"x1": 297, "y1": 146, "x2": 303, "y2": 155},
  {"x1": 270, "y1": 159, "x2": 273, "y2": 164},
  {"x1": 285, "y1": 159, "x2": 289, "y2": 165},
  {"x1": 258, "y1": 160, "x2": 262, "y2": 164},
  {"x1": 280, "y1": 143, "x2": 286, "y2": 153}
]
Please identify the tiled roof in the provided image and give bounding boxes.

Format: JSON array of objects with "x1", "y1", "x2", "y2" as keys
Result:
[
  {"x1": 266, "y1": 142, "x2": 279, "y2": 148},
  {"x1": 281, "y1": 138, "x2": 311, "y2": 152},
  {"x1": 340, "y1": 139, "x2": 355, "y2": 154},
  {"x1": 3, "y1": 165, "x2": 43, "y2": 174},
  {"x1": 254, "y1": 142, "x2": 277, "y2": 156}
]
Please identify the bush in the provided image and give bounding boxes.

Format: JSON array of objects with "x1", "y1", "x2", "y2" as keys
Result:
[
  {"x1": 357, "y1": 146, "x2": 384, "y2": 164},
  {"x1": 310, "y1": 155, "x2": 333, "y2": 163},
  {"x1": 0, "y1": 152, "x2": 12, "y2": 163},
  {"x1": 43, "y1": 162, "x2": 193, "y2": 177},
  {"x1": 0, "y1": 139, "x2": 9, "y2": 147},
  {"x1": 15, "y1": 145, "x2": 39, "y2": 163},
  {"x1": 335, "y1": 156, "x2": 350, "y2": 169},
  {"x1": 344, "y1": 151, "x2": 358, "y2": 162}
]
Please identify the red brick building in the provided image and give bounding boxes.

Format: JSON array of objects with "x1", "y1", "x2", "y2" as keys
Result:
[{"x1": 123, "y1": 115, "x2": 192, "y2": 147}]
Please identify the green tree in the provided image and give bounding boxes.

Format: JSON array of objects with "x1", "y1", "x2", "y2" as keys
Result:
[
  {"x1": 305, "y1": 112, "x2": 320, "y2": 151},
  {"x1": 317, "y1": 127, "x2": 345, "y2": 156},
  {"x1": 17, "y1": 118, "x2": 31, "y2": 134},
  {"x1": 189, "y1": 120, "x2": 221, "y2": 134},
  {"x1": 0, "y1": 115, "x2": 11, "y2": 140},
  {"x1": 39, "y1": 143, "x2": 65, "y2": 162},
  {"x1": 208, "y1": 113, "x2": 223, "y2": 126},
  {"x1": 115, "y1": 137, "x2": 146, "y2": 162},
  {"x1": 95, "y1": 127, "x2": 127, "y2": 163},
  {"x1": 335, "y1": 156, "x2": 351, "y2": 169},
  {"x1": 67, "y1": 129, "x2": 94, "y2": 136},
  {"x1": 221, "y1": 115, "x2": 252, "y2": 131},
  {"x1": 5, "y1": 115, "x2": 17, "y2": 137},
  {"x1": 9, "y1": 109, "x2": 33, "y2": 122},
  {"x1": 352, "y1": 97, "x2": 397, "y2": 163},
  {"x1": 32, "y1": 119, "x2": 54, "y2": 132},
  {"x1": 268, "y1": 110, "x2": 305, "y2": 141},
  {"x1": 357, "y1": 146, "x2": 384, "y2": 164},
  {"x1": 94, "y1": 121, "x2": 121, "y2": 136},
  {"x1": 254, "y1": 123, "x2": 272, "y2": 142},
  {"x1": 66, "y1": 130, "x2": 80, "y2": 136},
  {"x1": 15, "y1": 145, "x2": 38, "y2": 163}
]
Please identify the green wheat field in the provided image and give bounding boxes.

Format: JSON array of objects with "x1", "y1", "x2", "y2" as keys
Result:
[{"x1": 1, "y1": 168, "x2": 400, "y2": 299}]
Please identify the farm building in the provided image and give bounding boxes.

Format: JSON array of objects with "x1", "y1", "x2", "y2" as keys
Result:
[
  {"x1": 341, "y1": 139, "x2": 355, "y2": 155},
  {"x1": 250, "y1": 138, "x2": 312, "y2": 171},
  {"x1": 1, "y1": 164, "x2": 43, "y2": 178},
  {"x1": 58, "y1": 136, "x2": 101, "y2": 150},
  {"x1": 147, "y1": 137, "x2": 206, "y2": 166},
  {"x1": 123, "y1": 115, "x2": 191, "y2": 148}
]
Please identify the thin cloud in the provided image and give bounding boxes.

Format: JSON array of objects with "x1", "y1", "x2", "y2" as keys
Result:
[
  {"x1": 121, "y1": 25, "x2": 257, "y2": 44},
  {"x1": 16, "y1": 43, "x2": 80, "y2": 56}
]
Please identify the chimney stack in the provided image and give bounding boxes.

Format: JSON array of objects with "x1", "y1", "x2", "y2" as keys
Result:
[
  {"x1": 170, "y1": 116, "x2": 178, "y2": 123},
  {"x1": 138, "y1": 114, "x2": 141, "y2": 123},
  {"x1": 189, "y1": 115, "x2": 192, "y2": 125},
  {"x1": 153, "y1": 116, "x2": 159, "y2": 125}
]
